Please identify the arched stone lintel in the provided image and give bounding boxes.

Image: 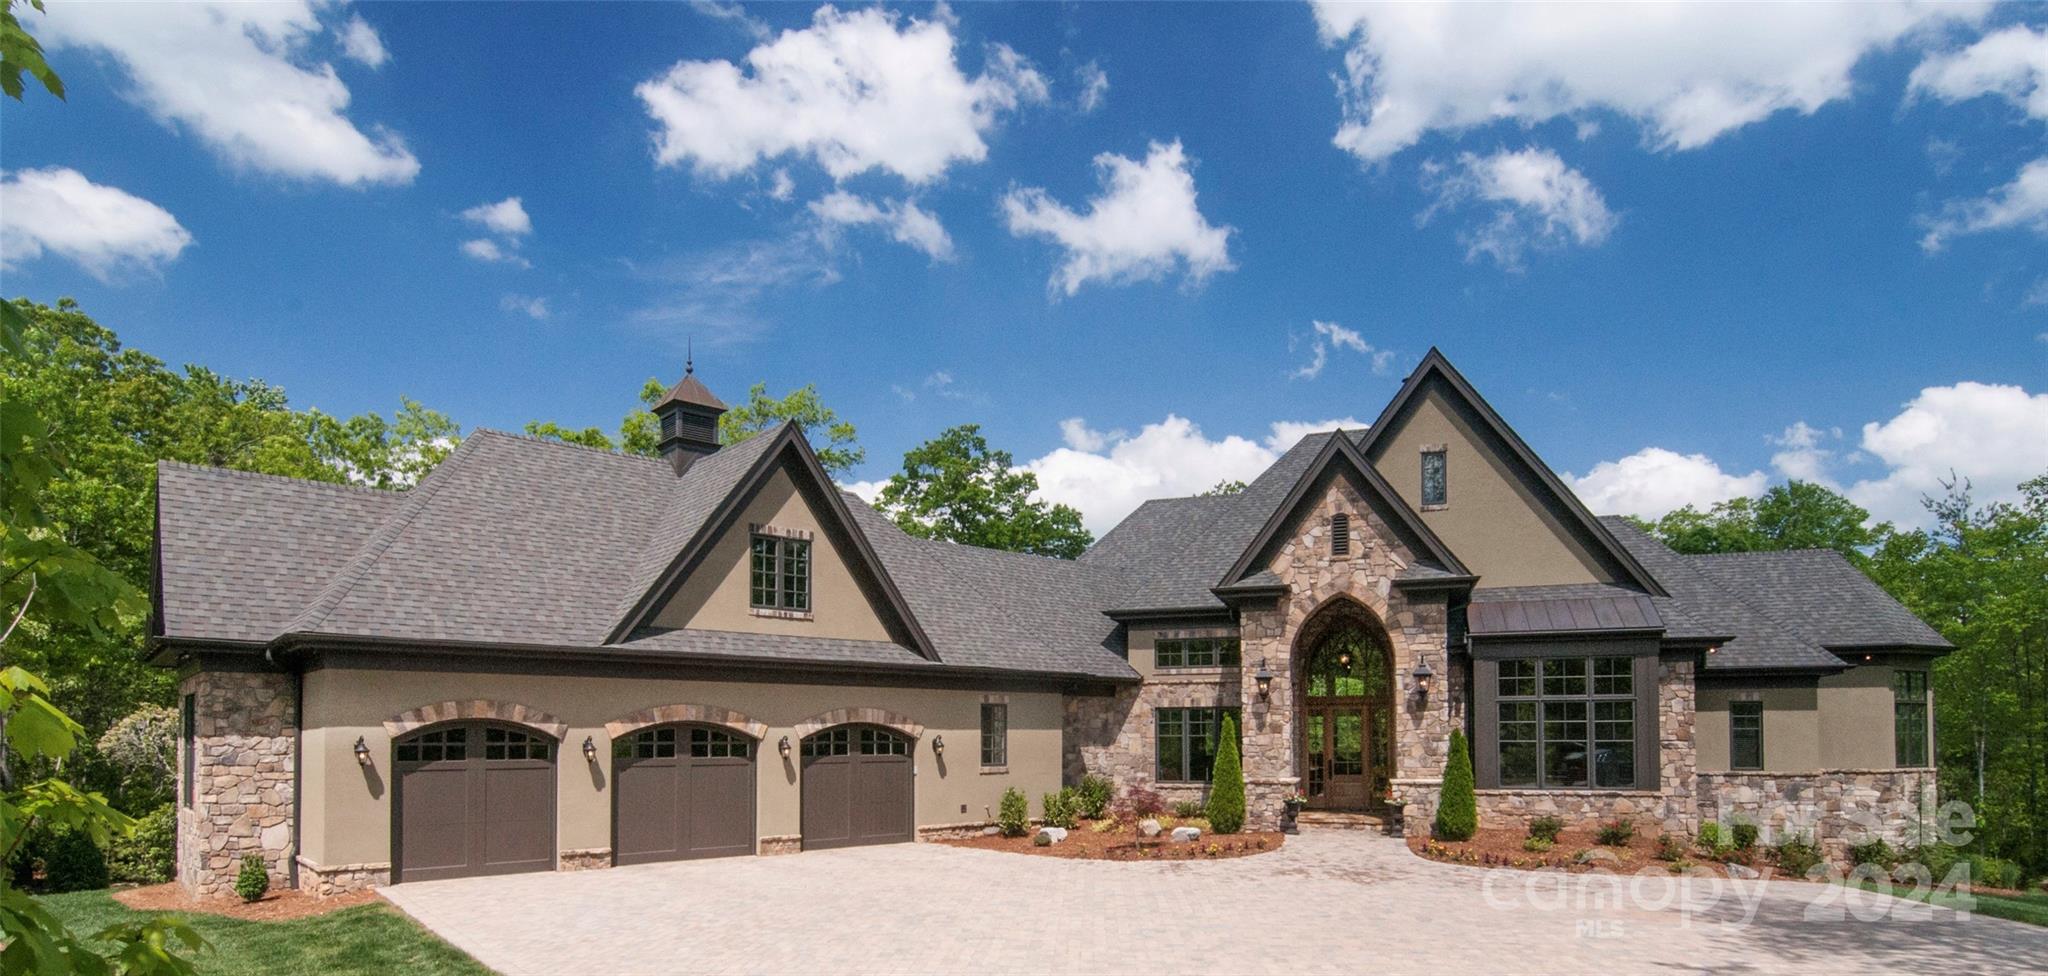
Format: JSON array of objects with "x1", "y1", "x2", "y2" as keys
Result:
[
  {"x1": 792, "y1": 707, "x2": 924, "y2": 740},
  {"x1": 383, "y1": 700, "x2": 568, "y2": 741},
  {"x1": 604, "y1": 703, "x2": 770, "y2": 741}
]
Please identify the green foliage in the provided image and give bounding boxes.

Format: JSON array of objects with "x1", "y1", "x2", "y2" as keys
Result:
[
  {"x1": 1526, "y1": 815, "x2": 1564, "y2": 843},
  {"x1": 1200, "y1": 480, "x2": 1246, "y2": 497},
  {"x1": 1655, "y1": 833, "x2": 1686, "y2": 861},
  {"x1": 1848, "y1": 838, "x2": 1897, "y2": 870},
  {"x1": 1901, "y1": 842, "x2": 1963, "y2": 881},
  {"x1": 1170, "y1": 799, "x2": 1204, "y2": 819},
  {"x1": 1594, "y1": 818, "x2": 1635, "y2": 847},
  {"x1": 94, "y1": 706, "x2": 177, "y2": 813},
  {"x1": 16, "y1": 824, "x2": 110, "y2": 893},
  {"x1": 520, "y1": 421, "x2": 617, "y2": 452},
  {"x1": 1696, "y1": 821, "x2": 1722, "y2": 851},
  {"x1": 996, "y1": 788, "x2": 1029, "y2": 837},
  {"x1": 1114, "y1": 786, "x2": 1165, "y2": 819},
  {"x1": 1638, "y1": 480, "x2": 1890, "y2": 566},
  {"x1": 1205, "y1": 714, "x2": 1245, "y2": 835},
  {"x1": 1075, "y1": 775, "x2": 1113, "y2": 819},
  {"x1": 1522, "y1": 837, "x2": 1553, "y2": 853},
  {"x1": 106, "y1": 805, "x2": 174, "y2": 886},
  {"x1": 1, "y1": 0, "x2": 63, "y2": 101},
  {"x1": 234, "y1": 855, "x2": 269, "y2": 904},
  {"x1": 1774, "y1": 833, "x2": 1824, "y2": 879},
  {"x1": 1040, "y1": 790, "x2": 1078, "y2": 830},
  {"x1": 874, "y1": 425, "x2": 1092, "y2": 559},
  {"x1": 718, "y1": 383, "x2": 864, "y2": 477},
  {"x1": 1965, "y1": 853, "x2": 2024, "y2": 890},
  {"x1": 44, "y1": 891, "x2": 486, "y2": 976},
  {"x1": 1730, "y1": 819, "x2": 1758, "y2": 852},
  {"x1": 1433, "y1": 729, "x2": 1476, "y2": 841}
]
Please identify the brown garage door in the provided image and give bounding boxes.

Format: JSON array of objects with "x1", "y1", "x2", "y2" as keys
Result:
[
  {"x1": 393, "y1": 724, "x2": 556, "y2": 883},
  {"x1": 613, "y1": 725, "x2": 757, "y2": 865},
  {"x1": 800, "y1": 725, "x2": 913, "y2": 850}
]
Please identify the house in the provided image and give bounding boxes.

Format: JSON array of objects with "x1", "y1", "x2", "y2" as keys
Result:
[{"x1": 153, "y1": 351, "x2": 1950, "y2": 896}]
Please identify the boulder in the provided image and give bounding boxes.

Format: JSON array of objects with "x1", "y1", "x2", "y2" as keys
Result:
[
  {"x1": 1137, "y1": 819, "x2": 1162, "y2": 838},
  {"x1": 1033, "y1": 826, "x2": 1068, "y2": 846},
  {"x1": 1726, "y1": 863, "x2": 1761, "y2": 880},
  {"x1": 981, "y1": 826, "x2": 1000, "y2": 836},
  {"x1": 1171, "y1": 826, "x2": 1202, "y2": 843}
]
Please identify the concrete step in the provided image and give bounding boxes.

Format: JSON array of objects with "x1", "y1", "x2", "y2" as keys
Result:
[{"x1": 1295, "y1": 810, "x2": 1393, "y2": 831}]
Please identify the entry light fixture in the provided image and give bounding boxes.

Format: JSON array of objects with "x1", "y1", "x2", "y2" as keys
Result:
[
  {"x1": 582, "y1": 736, "x2": 597, "y2": 763},
  {"x1": 933, "y1": 734, "x2": 945, "y2": 755},
  {"x1": 1410, "y1": 658, "x2": 1435, "y2": 699},
  {"x1": 352, "y1": 736, "x2": 371, "y2": 766},
  {"x1": 778, "y1": 735, "x2": 792, "y2": 758},
  {"x1": 1253, "y1": 658, "x2": 1275, "y2": 701}
]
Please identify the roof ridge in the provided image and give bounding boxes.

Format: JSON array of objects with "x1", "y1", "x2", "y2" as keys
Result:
[
  {"x1": 471, "y1": 427, "x2": 669, "y2": 465},
  {"x1": 155, "y1": 459, "x2": 398, "y2": 496},
  {"x1": 1689, "y1": 547, "x2": 1847, "y2": 561}
]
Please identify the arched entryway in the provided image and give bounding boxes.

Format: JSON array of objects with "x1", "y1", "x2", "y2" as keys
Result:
[{"x1": 1295, "y1": 599, "x2": 1396, "y2": 812}]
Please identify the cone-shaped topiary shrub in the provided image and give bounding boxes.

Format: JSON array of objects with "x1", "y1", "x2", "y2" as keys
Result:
[
  {"x1": 1206, "y1": 713, "x2": 1246, "y2": 834},
  {"x1": 1434, "y1": 728, "x2": 1477, "y2": 841},
  {"x1": 234, "y1": 853, "x2": 270, "y2": 903}
]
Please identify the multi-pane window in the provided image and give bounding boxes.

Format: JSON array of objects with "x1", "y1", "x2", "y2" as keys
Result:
[
  {"x1": 484, "y1": 727, "x2": 550, "y2": 761},
  {"x1": 690, "y1": 727, "x2": 749, "y2": 758},
  {"x1": 1421, "y1": 450, "x2": 1448, "y2": 507},
  {"x1": 1496, "y1": 657, "x2": 1635, "y2": 788},
  {"x1": 1894, "y1": 670, "x2": 1929, "y2": 767},
  {"x1": 859, "y1": 728, "x2": 908, "y2": 755},
  {"x1": 801, "y1": 728, "x2": 849, "y2": 758},
  {"x1": 980, "y1": 703, "x2": 1008, "y2": 767},
  {"x1": 617, "y1": 727, "x2": 677, "y2": 759},
  {"x1": 1154, "y1": 636, "x2": 1242, "y2": 669},
  {"x1": 180, "y1": 694, "x2": 195, "y2": 808},
  {"x1": 1730, "y1": 701, "x2": 1764, "y2": 770},
  {"x1": 395, "y1": 728, "x2": 468, "y2": 763},
  {"x1": 1155, "y1": 707, "x2": 1241, "y2": 783},
  {"x1": 749, "y1": 533, "x2": 811, "y2": 612}
]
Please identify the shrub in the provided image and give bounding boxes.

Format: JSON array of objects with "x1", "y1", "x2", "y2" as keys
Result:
[
  {"x1": 34, "y1": 825, "x2": 111, "y2": 893},
  {"x1": 1432, "y1": 729, "x2": 1477, "y2": 841},
  {"x1": 1965, "y1": 854, "x2": 2024, "y2": 890},
  {"x1": 1696, "y1": 821, "x2": 1723, "y2": 851},
  {"x1": 1171, "y1": 800, "x2": 1206, "y2": 819},
  {"x1": 1594, "y1": 818, "x2": 1634, "y2": 847},
  {"x1": 1115, "y1": 785, "x2": 1166, "y2": 820},
  {"x1": 1730, "y1": 819, "x2": 1759, "y2": 852},
  {"x1": 1848, "y1": 838, "x2": 1897, "y2": 870},
  {"x1": 1076, "y1": 775, "x2": 1114, "y2": 819},
  {"x1": 1522, "y1": 837, "x2": 1553, "y2": 853},
  {"x1": 1902, "y1": 842, "x2": 1962, "y2": 881},
  {"x1": 997, "y1": 788, "x2": 1029, "y2": 837},
  {"x1": 234, "y1": 854, "x2": 270, "y2": 903},
  {"x1": 1655, "y1": 833, "x2": 1686, "y2": 862},
  {"x1": 107, "y1": 804, "x2": 176, "y2": 885},
  {"x1": 1041, "y1": 790, "x2": 1078, "y2": 830},
  {"x1": 1205, "y1": 713, "x2": 1246, "y2": 835},
  {"x1": 1774, "y1": 833, "x2": 1824, "y2": 879},
  {"x1": 1527, "y1": 816, "x2": 1565, "y2": 843},
  {"x1": 96, "y1": 704, "x2": 179, "y2": 810}
]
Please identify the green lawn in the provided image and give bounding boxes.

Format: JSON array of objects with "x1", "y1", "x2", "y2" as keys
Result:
[
  {"x1": 38, "y1": 890, "x2": 491, "y2": 976},
  {"x1": 1845, "y1": 880, "x2": 2048, "y2": 928}
]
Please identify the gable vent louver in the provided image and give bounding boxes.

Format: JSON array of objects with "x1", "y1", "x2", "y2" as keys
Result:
[{"x1": 1331, "y1": 513, "x2": 1350, "y2": 556}]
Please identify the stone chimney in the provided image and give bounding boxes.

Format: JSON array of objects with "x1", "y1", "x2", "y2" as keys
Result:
[{"x1": 653, "y1": 358, "x2": 726, "y2": 475}]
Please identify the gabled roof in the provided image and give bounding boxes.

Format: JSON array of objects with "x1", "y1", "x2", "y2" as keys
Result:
[
  {"x1": 1357, "y1": 349, "x2": 1668, "y2": 598},
  {"x1": 655, "y1": 370, "x2": 725, "y2": 411}
]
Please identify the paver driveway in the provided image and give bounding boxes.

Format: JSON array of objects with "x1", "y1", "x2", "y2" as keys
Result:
[{"x1": 380, "y1": 830, "x2": 2043, "y2": 975}]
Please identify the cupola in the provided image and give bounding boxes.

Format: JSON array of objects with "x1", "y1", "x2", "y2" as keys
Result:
[{"x1": 653, "y1": 358, "x2": 726, "y2": 475}]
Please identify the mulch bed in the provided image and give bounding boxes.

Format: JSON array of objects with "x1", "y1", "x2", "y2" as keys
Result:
[
  {"x1": 113, "y1": 882, "x2": 382, "y2": 921},
  {"x1": 1409, "y1": 825, "x2": 1748, "y2": 878},
  {"x1": 938, "y1": 818, "x2": 1285, "y2": 860}
]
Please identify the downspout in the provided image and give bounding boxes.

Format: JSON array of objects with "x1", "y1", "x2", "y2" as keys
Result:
[{"x1": 266, "y1": 645, "x2": 302, "y2": 892}]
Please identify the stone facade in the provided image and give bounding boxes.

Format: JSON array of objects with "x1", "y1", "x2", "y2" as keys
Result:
[
  {"x1": 558, "y1": 848, "x2": 612, "y2": 871},
  {"x1": 295, "y1": 857, "x2": 388, "y2": 897},
  {"x1": 758, "y1": 834, "x2": 802, "y2": 855},
  {"x1": 1699, "y1": 767, "x2": 1939, "y2": 862},
  {"x1": 177, "y1": 668, "x2": 297, "y2": 897},
  {"x1": 1064, "y1": 664, "x2": 1245, "y2": 808}
]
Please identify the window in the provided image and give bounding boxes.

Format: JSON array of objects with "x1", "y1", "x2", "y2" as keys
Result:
[
  {"x1": 1894, "y1": 670, "x2": 1929, "y2": 767},
  {"x1": 180, "y1": 694, "x2": 195, "y2": 808},
  {"x1": 689, "y1": 727, "x2": 749, "y2": 758},
  {"x1": 980, "y1": 703, "x2": 1007, "y2": 767},
  {"x1": 858, "y1": 727, "x2": 908, "y2": 755},
  {"x1": 1331, "y1": 513, "x2": 1350, "y2": 556},
  {"x1": 1730, "y1": 701, "x2": 1764, "y2": 770},
  {"x1": 749, "y1": 533, "x2": 811, "y2": 612},
  {"x1": 1421, "y1": 449, "x2": 1448, "y2": 507},
  {"x1": 617, "y1": 727, "x2": 677, "y2": 759},
  {"x1": 484, "y1": 726, "x2": 551, "y2": 761},
  {"x1": 801, "y1": 727, "x2": 849, "y2": 758},
  {"x1": 1154, "y1": 636, "x2": 1241, "y2": 669},
  {"x1": 1495, "y1": 657, "x2": 1635, "y2": 788},
  {"x1": 1155, "y1": 707, "x2": 1241, "y2": 783},
  {"x1": 395, "y1": 727, "x2": 468, "y2": 763}
]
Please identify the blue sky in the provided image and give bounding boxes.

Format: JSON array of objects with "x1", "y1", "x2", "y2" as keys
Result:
[{"x1": 5, "y1": 1, "x2": 2045, "y2": 534}]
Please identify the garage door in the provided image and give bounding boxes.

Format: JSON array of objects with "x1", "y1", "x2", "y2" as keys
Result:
[
  {"x1": 393, "y1": 724, "x2": 556, "y2": 883},
  {"x1": 613, "y1": 725, "x2": 757, "y2": 865},
  {"x1": 800, "y1": 725, "x2": 913, "y2": 850}
]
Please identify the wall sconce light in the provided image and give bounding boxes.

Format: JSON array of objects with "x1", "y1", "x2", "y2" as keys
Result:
[
  {"x1": 582, "y1": 736, "x2": 597, "y2": 763},
  {"x1": 1410, "y1": 658, "x2": 1435, "y2": 699},
  {"x1": 933, "y1": 734, "x2": 945, "y2": 755},
  {"x1": 353, "y1": 736, "x2": 371, "y2": 766},
  {"x1": 1253, "y1": 658, "x2": 1275, "y2": 701},
  {"x1": 778, "y1": 735, "x2": 792, "y2": 759}
]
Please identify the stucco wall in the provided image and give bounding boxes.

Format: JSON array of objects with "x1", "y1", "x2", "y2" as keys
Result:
[
  {"x1": 1366, "y1": 385, "x2": 1615, "y2": 589},
  {"x1": 1696, "y1": 678, "x2": 1822, "y2": 772},
  {"x1": 650, "y1": 466, "x2": 892, "y2": 642},
  {"x1": 297, "y1": 667, "x2": 1059, "y2": 876},
  {"x1": 1819, "y1": 660, "x2": 1930, "y2": 770}
]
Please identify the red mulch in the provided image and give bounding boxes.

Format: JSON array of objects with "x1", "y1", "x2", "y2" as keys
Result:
[
  {"x1": 937, "y1": 819, "x2": 1285, "y2": 860},
  {"x1": 1409, "y1": 825, "x2": 1746, "y2": 878},
  {"x1": 113, "y1": 883, "x2": 381, "y2": 921}
]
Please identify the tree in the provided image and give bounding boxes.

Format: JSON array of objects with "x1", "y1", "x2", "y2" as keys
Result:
[
  {"x1": 1638, "y1": 481, "x2": 1889, "y2": 565},
  {"x1": 874, "y1": 425, "x2": 1092, "y2": 559},
  {"x1": 1434, "y1": 728, "x2": 1477, "y2": 840},
  {"x1": 0, "y1": 0, "x2": 63, "y2": 103},
  {"x1": 521, "y1": 421, "x2": 617, "y2": 452},
  {"x1": 717, "y1": 383, "x2": 863, "y2": 478},
  {"x1": 1201, "y1": 480, "x2": 1247, "y2": 497},
  {"x1": 1205, "y1": 713, "x2": 1245, "y2": 834}
]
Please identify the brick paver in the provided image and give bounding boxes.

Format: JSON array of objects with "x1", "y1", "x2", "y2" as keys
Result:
[{"x1": 378, "y1": 830, "x2": 2044, "y2": 975}]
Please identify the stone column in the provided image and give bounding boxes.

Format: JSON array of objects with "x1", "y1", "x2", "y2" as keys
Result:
[
  {"x1": 176, "y1": 667, "x2": 296, "y2": 897},
  {"x1": 1237, "y1": 601, "x2": 1296, "y2": 830}
]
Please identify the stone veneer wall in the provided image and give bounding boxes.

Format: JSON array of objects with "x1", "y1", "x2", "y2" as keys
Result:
[
  {"x1": 1064, "y1": 671, "x2": 1246, "y2": 808},
  {"x1": 1699, "y1": 768, "x2": 1939, "y2": 862},
  {"x1": 177, "y1": 668, "x2": 297, "y2": 897},
  {"x1": 294, "y1": 857, "x2": 386, "y2": 897}
]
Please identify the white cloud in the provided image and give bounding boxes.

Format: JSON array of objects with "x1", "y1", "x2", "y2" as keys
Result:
[
  {"x1": 1908, "y1": 25, "x2": 2048, "y2": 122},
  {"x1": 1310, "y1": 2, "x2": 1984, "y2": 163},
  {"x1": 1001, "y1": 139, "x2": 1235, "y2": 296},
  {"x1": 1566, "y1": 448, "x2": 1768, "y2": 520},
  {"x1": 462, "y1": 197, "x2": 532, "y2": 237},
  {"x1": 1845, "y1": 381, "x2": 2048, "y2": 525},
  {"x1": 1076, "y1": 61, "x2": 1109, "y2": 114},
  {"x1": 339, "y1": 15, "x2": 388, "y2": 69},
  {"x1": 1768, "y1": 421, "x2": 1842, "y2": 484},
  {"x1": 636, "y1": 5, "x2": 1046, "y2": 184},
  {"x1": 500, "y1": 294, "x2": 549, "y2": 320},
  {"x1": 690, "y1": 0, "x2": 770, "y2": 41},
  {"x1": 460, "y1": 238, "x2": 529, "y2": 268},
  {"x1": 767, "y1": 169, "x2": 795, "y2": 201},
  {"x1": 1422, "y1": 147, "x2": 1616, "y2": 269},
  {"x1": 842, "y1": 479, "x2": 888, "y2": 503},
  {"x1": 1294, "y1": 320, "x2": 1395, "y2": 380},
  {"x1": 629, "y1": 232, "x2": 841, "y2": 346},
  {"x1": 1059, "y1": 418, "x2": 1113, "y2": 452},
  {"x1": 809, "y1": 191, "x2": 955, "y2": 261},
  {"x1": 1261, "y1": 418, "x2": 1369, "y2": 454},
  {"x1": 38, "y1": 1, "x2": 419, "y2": 186},
  {"x1": 1920, "y1": 155, "x2": 2048, "y2": 250},
  {"x1": 0, "y1": 167, "x2": 193, "y2": 281}
]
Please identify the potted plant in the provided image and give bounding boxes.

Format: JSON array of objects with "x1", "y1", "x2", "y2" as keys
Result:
[{"x1": 1281, "y1": 791, "x2": 1308, "y2": 833}]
